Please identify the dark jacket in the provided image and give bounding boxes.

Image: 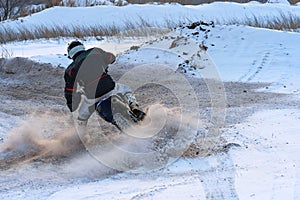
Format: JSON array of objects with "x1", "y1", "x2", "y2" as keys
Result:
[{"x1": 64, "y1": 47, "x2": 116, "y2": 112}]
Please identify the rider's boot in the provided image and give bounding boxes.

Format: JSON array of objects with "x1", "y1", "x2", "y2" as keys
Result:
[
  {"x1": 125, "y1": 93, "x2": 146, "y2": 121},
  {"x1": 131, "y1": 108, "x2": 146, "y2": 121}
]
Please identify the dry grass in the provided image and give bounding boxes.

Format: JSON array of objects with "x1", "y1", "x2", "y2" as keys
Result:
[
  {"x1": 0, "y1": 24, "x2": 113, "y2": 43},
  {"x1": 219, "y1": 12, "x2": 300, "y2": 31},
  {"x1": 0, "y1": 18, "x2": 180, "y2": 43}
]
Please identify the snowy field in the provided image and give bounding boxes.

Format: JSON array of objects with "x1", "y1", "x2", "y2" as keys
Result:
[{"x1": 0, "y1": 1, "x2": 300, "y2": 200}]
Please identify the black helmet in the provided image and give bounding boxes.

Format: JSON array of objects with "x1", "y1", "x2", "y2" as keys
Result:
[{"x1": 67, "y1": 41, "x2": 85, "y2": 59}]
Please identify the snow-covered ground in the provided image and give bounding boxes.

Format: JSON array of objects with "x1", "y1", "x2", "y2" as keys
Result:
[{"x1": 0, "y1": 2, "x2": 300, "y2": 200}]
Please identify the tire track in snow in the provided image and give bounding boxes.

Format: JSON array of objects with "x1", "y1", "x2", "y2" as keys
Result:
[
  {"x1": 200, "y1": 153, "x2": 239, "y2": 200},
  {"x1": 238, "y1": 51, "x2": 272, "y2": 82}
]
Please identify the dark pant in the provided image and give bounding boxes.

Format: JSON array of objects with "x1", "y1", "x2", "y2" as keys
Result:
[{"x1": 95, "y1": 97, "x2": 113, "y2": 123}]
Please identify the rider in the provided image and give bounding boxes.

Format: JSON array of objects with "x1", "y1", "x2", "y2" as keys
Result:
[{"x1": 64, "y1": 40, "x2": 143, "y2": 126}]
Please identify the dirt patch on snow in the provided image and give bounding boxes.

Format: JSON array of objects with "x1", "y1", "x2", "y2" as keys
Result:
[
  {"x1": 0, "y1": 57, "x2": 295, "y2": 165},
  {"x1": 0, "y1": 57, "x2": 299, "y2": 199}
]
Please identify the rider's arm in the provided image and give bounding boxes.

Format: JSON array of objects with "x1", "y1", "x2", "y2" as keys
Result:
[{"x1": 64, "y1": 65, "x2": 81, "y2": 112}]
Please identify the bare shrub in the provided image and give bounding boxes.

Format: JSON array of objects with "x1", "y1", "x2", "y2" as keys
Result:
[
  {"x1": 0, "y1": 0, "x2": 28, "y2": 21},
  {"x1": 127, "y1": 0, "x2": 267, "y2": 4},
  {"x1": 45, "y1": 0, "x2": 62, "y2": 7},
  {"x1": 63, "y1": 0, "x2": 76, "y2": 7},
  {"x1": 288, "y1": 0, "x2": 300, "y2": 4}
]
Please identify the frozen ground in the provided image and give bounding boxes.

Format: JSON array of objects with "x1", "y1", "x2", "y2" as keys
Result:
[{"x1": 0, "y1": 2, "x2": 300, "y2": 200}]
